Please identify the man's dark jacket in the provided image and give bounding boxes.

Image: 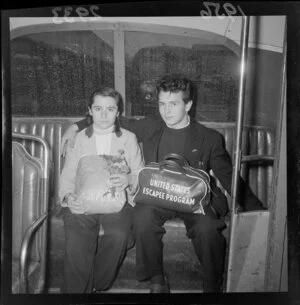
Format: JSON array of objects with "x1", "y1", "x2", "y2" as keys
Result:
[{"x1": 76, "y1": 115, "x2": 264, "y2": 216}]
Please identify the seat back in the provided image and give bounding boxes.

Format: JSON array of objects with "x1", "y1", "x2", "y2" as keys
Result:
[
  {"x1": 12, "y1": 118, "x2": 275, "y2": 209},
  {"x1": 12, "y1": 118, "x2": 76, "y2": 209},
  {"x1": 12, "y1": 133, "x2": 51, "y2": 293},
  {"x1": 12, "y1": 142, "x2": 43, "y2": 261},
  {"x1": 205, "y1": 122, "x2": 275, "y2": 208}
]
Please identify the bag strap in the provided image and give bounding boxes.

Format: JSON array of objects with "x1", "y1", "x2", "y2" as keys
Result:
[{"x1": 163, "y1": 153, "x2": 189, "y2": 166}]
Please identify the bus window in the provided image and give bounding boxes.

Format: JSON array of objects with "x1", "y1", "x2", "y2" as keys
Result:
[
  {"x1": 11, "y1": 30, "x2": 114, "y2": 116},
  {"x1": 124, "y1": 31, "x2": 239, "y2": 122}
]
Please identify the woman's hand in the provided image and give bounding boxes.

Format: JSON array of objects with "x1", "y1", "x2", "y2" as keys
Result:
[
  {"x1": 61, "y1": 124, "x2": 79, "y2": 157},
  {"x1": 63, "y1": 192, "x2": 84, "y2": 214},
  {"x1": 108, "y1": 174, "x2": 130, "y2": 191}
]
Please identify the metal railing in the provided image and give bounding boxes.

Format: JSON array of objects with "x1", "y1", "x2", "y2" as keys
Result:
[{"x1": 12, "y1": 132, "x2": 51, "y2": 293}]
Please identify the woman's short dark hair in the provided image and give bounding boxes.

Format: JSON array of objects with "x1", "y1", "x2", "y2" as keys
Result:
[
  {"x1": 89, "y1": 87, "x2": 124, "y2": 115},
  {"x1": 87, "y1": 87, "x2": 124, "y2": 137},
  {"x1": 155, "y1": 74, "x2": 195, "y2": 104}
]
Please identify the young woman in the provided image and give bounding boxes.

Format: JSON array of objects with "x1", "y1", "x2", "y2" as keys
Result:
[{"x1": 59, "y1": 87, "x2": 144, "y2": 293}]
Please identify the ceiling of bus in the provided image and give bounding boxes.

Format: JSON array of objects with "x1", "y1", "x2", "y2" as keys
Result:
[{"x1": 10, "y1": 16, "x2": 286, "y2": 53}]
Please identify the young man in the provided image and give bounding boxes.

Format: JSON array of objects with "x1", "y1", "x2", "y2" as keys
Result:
[{"x1": 61, "y1": 74, "x2": 265, "y2": 293}]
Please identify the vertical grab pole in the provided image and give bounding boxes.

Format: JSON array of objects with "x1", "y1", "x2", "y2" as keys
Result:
[
  {"x1": 225, "y1": 16, "x2": 250, "y2": 292},
  {"x1": 230, "y1": 16, "x2": 250, "y2": 213}
]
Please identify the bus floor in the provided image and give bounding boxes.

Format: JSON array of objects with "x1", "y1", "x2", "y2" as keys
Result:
[{"x1": 45, "y1": 217, "x2": 205, "y2": 293}]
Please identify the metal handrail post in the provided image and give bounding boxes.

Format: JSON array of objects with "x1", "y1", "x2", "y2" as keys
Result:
[
  {"x1": 230, "y1": 16, "x2": 250, "y2": 213},
  {"x1": 225, "y1": 15, "x2": 250, "y2": 292}
]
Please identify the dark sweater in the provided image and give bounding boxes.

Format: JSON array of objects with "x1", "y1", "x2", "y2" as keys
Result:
[{"x1": 158, "y1": 125, "x2": 190, "y2": 162}]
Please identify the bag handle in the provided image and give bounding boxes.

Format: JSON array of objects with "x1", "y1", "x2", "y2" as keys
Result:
[
  {"x1": 159, "y1": 159, "x2": 186, "y2": 175},
  {"x1": 163, "y1": 153, "x2": 189, "y2": 166}
]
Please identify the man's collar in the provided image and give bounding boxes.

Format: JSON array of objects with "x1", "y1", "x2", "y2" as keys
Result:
[{"x1": 165, "y1": 115, "x2": 190, "y2": 129}]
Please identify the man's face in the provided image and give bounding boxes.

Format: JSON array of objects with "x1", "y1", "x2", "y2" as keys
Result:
[
  {"x1": 158, "y1": 91, "x2": 192, "y2": 129},
  {"x1": 89, "y1": 95, "x2": 119, "y2": 129}
]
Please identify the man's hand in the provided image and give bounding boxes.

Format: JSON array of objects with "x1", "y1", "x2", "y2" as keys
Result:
[
  {"x1": 61, "y1": 124, "x2": 79, "y2": 157},
  {"x1": 63, "y1": 192, "x2": 85, "y2": 214}
]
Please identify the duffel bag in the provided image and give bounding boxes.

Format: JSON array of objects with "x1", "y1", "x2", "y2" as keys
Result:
[{"x1": 132, "y1": 154, "x2": 210, "y2": 214}]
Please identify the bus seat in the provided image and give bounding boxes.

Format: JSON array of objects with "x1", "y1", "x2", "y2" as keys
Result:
[
  {"x1": 11, "y1": 118, "x2": 275, "y2": 232},
  {"x1": 12, "y1": 133, "x2": 51, "y2": 293},
  {"x1": 11, "y1": 118, "x2": 275, "y2": 291}
]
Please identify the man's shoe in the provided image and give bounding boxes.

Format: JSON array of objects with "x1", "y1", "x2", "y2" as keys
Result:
[{"x1": 150, "y1": 276, "x2": 170, "y2": 293}]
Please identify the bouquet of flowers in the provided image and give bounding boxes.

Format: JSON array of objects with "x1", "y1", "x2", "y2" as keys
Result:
[{"x1": 102, "y1": 150, "x2": 130, "y2": 198}]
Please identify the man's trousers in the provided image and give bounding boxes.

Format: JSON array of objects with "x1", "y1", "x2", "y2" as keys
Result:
[{"x1": 132, "y1": 203, "x2": 226, "y2": 292}]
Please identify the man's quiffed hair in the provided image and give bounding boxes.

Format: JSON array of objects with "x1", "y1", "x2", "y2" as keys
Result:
[{"x1": 156, "y1": 74, "x2": 195, "y2": 104}]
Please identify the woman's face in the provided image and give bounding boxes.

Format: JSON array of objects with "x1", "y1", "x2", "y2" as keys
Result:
[{"x1": 89, "y1": 95, "x2": 119, "y2": 129}]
